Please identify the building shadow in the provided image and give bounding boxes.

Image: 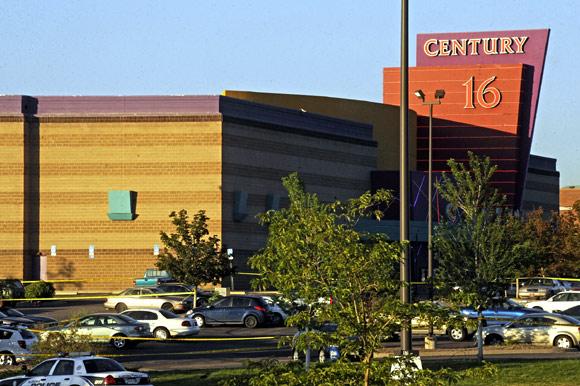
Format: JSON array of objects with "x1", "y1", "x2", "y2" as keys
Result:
[{"x1": 22, "y1": 96, "x2": 40, "y2": 280}]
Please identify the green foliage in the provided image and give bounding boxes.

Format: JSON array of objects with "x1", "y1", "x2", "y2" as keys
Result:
[
  {"x1": 156, "y1": 209, "x2": 232, "y2": 288},
  {"x1": 34, "y1": 320, "x2": 101, "y2": 358},
  {"x1": 25, "y1": 281, "x2": 55, "y2": 299},
  {"x1": 519, "y1": 205, "x2": 580, "y2": 277},
  {"x1": 219, "y1": 358, "x2": 498, "y2": 386},
  {"x1": 249, "y1": 173, "x2": 429, "y2": 384},
  {"x1": 434, "y1": 152, "x2": 529, "y2": 308}
]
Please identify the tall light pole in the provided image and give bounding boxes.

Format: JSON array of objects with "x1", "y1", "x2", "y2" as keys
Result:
[
  {"x1": 414, "y1": 89, "x2": 445, "y2": 337},
  {"x1": 399, "y1": 0, "x2": 411, "y2": 354}
]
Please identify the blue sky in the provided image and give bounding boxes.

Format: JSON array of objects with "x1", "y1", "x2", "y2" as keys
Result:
[{"x1": 1, "y1": 0, "x2": 578, "y2": 185}]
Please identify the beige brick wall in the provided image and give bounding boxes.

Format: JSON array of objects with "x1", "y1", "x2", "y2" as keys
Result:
[{"x1": 1, "y1": 115, "x2": 224, "y2": 290}]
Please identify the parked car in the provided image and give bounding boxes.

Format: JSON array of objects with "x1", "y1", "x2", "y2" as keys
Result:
[
  {"x1": 188, "y1": 295, "x2": 272, "y2": 328},
  {"x1": 291, "y1": 323, "x2": 341, "y2": 363},
  {"x1": 0, "y1": 280, "x2": 25, "y2": 307},
  {"x1": 121, "y1": 309, "x2": 200, "y2": 340},
  {"x1": 260, "y1": 296, "x2": 289, "y2": 326},
  {"x1": 518, "y1": 277, "x2": 568, "y2": 300},
  {"x1": 526, "y1": 290, "x2": 580, "y2": 313},
  {"x1": 134, "y1": 268, "x2": 175, "y2": 287},
  {"x1": 0, "y1": 354, "x2": 152, "y2": 386},
  {"x1": 0, "y1": 308, "x2": 58, "y2": 329},
  {"x1": 561, "y1": 305, "x2": 580, "y2": 320},
  {"x1": 44, "y1": 313, "x2": 151, "y2": 350},
  {"x1": 482, "y1": 312, "x2": 580, "y2": 349},
  {"x1": 104, "y1": 286, "x2": 193, "y2": 313},
  {"x1": 0, "y1": 326, "x2": 37, "y2": 367},
  {"x1": 460, "y1": 299, "x2": 538, "y2": 325},
  {"x1": 155, "y1": 283, "x2": 212, "y2": 307}
]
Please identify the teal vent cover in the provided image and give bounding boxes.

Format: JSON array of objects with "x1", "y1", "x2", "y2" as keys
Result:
[{"x1": 108, "y1": 190, "x2": 137, "y2": 221}]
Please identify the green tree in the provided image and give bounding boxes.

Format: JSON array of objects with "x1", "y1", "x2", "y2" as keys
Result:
[
  {"x1": 520, "y1": 203, "x2": 580, "y2": 278},
  {"x1": 434, "y1": 152, "x2": 531, "y2": 361},
  {"x1": 249, "y1": 173, "x2": 417, "y2": 386},
  {"x1": 156, "y1": 209, "x2": 232, "y2": 307}
]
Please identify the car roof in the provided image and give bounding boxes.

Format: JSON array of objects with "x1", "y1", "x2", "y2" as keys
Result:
[{"x1": 121, "y1": 309, "x2": 162, "y2": 313}]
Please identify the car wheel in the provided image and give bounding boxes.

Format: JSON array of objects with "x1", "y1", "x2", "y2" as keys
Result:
[
  {"x1": 161, "y1": 302, "x2": 174, "y2": 312},
  {"x1": 111, "y1": 334, "x2": 128, "y2": 350},
  {"x1": 318, "y1": 349, "x2": 327, "y2": 363},
  {"x1": 0, "y1": 353, "x2": 15, "y2": 366},
  {"x1": 115, "y1": 303, "x2": 128, "y2": 313},
  {"x1": 193, "y1": 315, "x2": 205, "y2": 327},
  {"x1": 554, "y1": 335, "x2": 574, "y2": 349},
  {"x1": 244, "y1": 315, "x2": 258, "y2": 329},
  {"x1": 485, "y1": 334, "x2": 503, "y2": 345},
  {"x1": 448, "y1": 327, "x2": 467, "y2": 342},
  {"x1": 154, "y1": 327, "x2": 170, "y2": 340}
]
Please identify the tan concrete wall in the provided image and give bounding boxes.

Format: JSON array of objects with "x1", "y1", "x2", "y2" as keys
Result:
[
  {"x1": 223, "y1": 90, "x2": 416, "y2": 171},
  {"x1": 1, "y1": 115, "x2": 224, "y2": 290},
  {"x1": 0, "y1": 119, "x2": 25, "y2": 278}
]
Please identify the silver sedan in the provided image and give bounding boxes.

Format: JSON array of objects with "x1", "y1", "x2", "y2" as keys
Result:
[{"x1": 482, "y1": 313, "x2": 580, "y2": 349}]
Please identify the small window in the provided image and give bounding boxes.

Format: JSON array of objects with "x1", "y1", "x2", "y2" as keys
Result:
[
  {"x1": 30, "y1": 360, "x2": 57, "y2": 376},
  {"x1": 53, "y1": 360, "x2": 74, "y2": 376},
  {"x1": 233, "y1": 297, "x2": 251, "y2": 307},
  {"x1": 213, "y1": 298, "x2": 232, "y2": 308},
  {"x1": 0, "y1": 330, "x2": 13, "y2": 339}
]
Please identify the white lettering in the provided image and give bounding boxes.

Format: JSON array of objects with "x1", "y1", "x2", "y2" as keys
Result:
[
  {"x1": 423, "y1": 38, "x2": 439, "y2": 57},
  {"x1": 512, "y1": 36, "x2": 528, "y2": 53},
  {"x1": 423, "y1": 36, "x2": 528, "y2": 57}
]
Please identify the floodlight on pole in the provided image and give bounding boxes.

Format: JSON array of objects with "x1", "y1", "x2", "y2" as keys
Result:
[{"x1": 414, "y1": 89, "x2": 444, "y2": 340}]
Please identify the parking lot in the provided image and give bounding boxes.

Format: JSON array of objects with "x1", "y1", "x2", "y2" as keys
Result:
[{"x1": 6, "y1": 299, "x2": 507, "y2": 371}]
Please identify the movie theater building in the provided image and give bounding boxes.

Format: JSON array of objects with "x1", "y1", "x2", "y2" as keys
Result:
[
  {"x1": 0, "y1": 94, "x2": 408, "y2": 290},
  {"x1": 0, "y1": 28, "x2": 558, "y2": 290}
]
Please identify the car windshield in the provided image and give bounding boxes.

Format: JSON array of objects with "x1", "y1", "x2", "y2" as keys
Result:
[
  {"x1": 523, "y1": 279, "x2": 553, "y2": 286},
  {"x1": 553, "y1": 314, "x2": 580, "y2": 325},
  {"x1": 116, "y1": 314, "x2": 138, "y2": 324},
  {"x1": 83, "y1": 359, "x2": 125, "y2": 373},
  {"x1": 3, "y1": 309, "x2": 25, "y2": 317},
  {"x1": 159, "y1": 309, "x2": 179, "y2": 319},
  {"x1": 19, "y1": 329, "x2": 35, "y2": 339},
  {"x1": 506, "y1": 299, "x2": 524, "y2": 308}
]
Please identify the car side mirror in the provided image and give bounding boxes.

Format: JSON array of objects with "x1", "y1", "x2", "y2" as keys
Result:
[{"x1": 21, "y1": 364, "x2": 29, "y2": 374}]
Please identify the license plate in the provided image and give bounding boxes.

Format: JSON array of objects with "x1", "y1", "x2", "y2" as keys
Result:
[{"x1": 125, "y1": 378, "x2": 140, "y2": 385}]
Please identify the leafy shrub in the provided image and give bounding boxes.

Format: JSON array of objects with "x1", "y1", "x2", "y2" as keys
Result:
[
  {"x1": 219, "y1": 358, "x2": 498, "y2": 386},
  {"x1": 34, "y1": 320, "x2": 102, "y2": 358},
  {"x1": 25, "y1": 281, "x2": 55, "y2": 299}
]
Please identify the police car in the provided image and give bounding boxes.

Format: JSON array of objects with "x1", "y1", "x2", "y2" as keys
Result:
[{"x1": 0, "y1": 354, "x2": 152, "y2": 386}]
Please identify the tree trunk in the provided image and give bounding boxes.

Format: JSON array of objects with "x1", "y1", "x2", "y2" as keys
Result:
[
  {"x1": 364, "y1": 366, "x2": 370, "y2": 386},
  {"x1": 476, "y1": 311, "x2": 484, "y2": 362},
  {"x1": 304, "y1": 326, "x2": 311, "y2": 372}
]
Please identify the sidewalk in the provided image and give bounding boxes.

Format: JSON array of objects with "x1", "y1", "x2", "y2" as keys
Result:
[{"x1": 131, "y1": 346, "x2": 580, "y2": 372}]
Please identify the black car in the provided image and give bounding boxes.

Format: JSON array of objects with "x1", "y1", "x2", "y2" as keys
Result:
[
  {"x1": 188, "y1": 295, "x2": 272, "y2": 328},
  {"x1": 0, "y1": 280, "x2": 25, "y2": 307},
  {"x1": 0, "y1": 308, "x2": 58, "y2": 329}
]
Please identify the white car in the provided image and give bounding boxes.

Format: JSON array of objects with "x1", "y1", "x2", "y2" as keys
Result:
[
  {"x1": 526, "y1": 290, "x2": 580, "y2": 313},
  {"x1": 0, "y1": 326, "x2": 38, "y2": 366},
  {"x1": 121, "y1": 309, "x2": 200, "y2": 340},
  {"x1": 482, "y1": 312, "x2": 580, "y2": 349},
  {"x1": 104, "y1": 287, "x2": 193, "y2": 313},
  {"x1": 0, "y1": 354, "x2": 152, "y2": 386}
]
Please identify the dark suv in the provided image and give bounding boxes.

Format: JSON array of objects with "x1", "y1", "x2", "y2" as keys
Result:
[
  {"x1": 188, "y1": 295, "x2": 271, "y2": 328},
  {"x1": 0, "y1": 280, "x2": 25, "y2": 307}
]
